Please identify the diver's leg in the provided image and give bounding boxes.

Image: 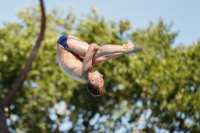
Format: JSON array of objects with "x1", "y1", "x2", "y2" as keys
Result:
[
  {"x1": 94, "y1": 43, "x2": 142, "y2": 58},
  {"x1": 67, "y1": 35, "x2": 90, "y2": 56},
  {"x1": 92, "y1": 43, "x2": 142, "y2": 65},
  {"x1": 92, "y1": 53, "x2": 123, "y2": 65},
  {"x1": 67, "y1": 35, "x2": 142, "y2": 64},
  {"x1": 68, "y1": 35, "x2": 142, "y2": 56}
]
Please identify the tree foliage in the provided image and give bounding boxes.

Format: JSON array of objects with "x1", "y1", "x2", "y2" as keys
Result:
[{"x1": 0, "y1": 4, "x2": 199, "y2": 133}]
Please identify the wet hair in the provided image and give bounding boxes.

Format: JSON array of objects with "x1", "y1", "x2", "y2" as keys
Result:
[{"x1": 87, "y1": 82, "x2": 106, "y2": 96}]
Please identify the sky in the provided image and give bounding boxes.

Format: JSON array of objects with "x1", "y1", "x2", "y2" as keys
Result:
[{"x1": 1, "y1": 0, "x2": 200, "y2": 47}]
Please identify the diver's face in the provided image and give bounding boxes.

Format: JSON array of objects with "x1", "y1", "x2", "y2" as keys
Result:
[{"x1": 91, "y1": 71, "x2": 104, "y2": 87}]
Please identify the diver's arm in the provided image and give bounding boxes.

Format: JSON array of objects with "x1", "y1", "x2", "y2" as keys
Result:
[{"x1": 82, "y1": 43, "x2": 99, "y2": 74}]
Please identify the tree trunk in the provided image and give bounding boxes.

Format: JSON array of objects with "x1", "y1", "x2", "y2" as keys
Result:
[
  {"x1": 0, "y1": 100, "x2": 9, "y2": 133},
  {"x1": 3, "y1": 0, "x2": 46, "y2": 107},
  {"x1": 0, "y1": 0, "x2": 46, "y2": 132}
]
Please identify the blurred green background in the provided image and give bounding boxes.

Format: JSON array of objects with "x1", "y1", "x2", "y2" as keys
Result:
[{"x1": 0, "y1": 1, "x2": 200, "y2": 133}]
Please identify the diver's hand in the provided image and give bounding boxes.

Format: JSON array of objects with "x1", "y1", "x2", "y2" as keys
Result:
[{"x1": 90, "y1": 43, "x2": 100, "y2": 52}]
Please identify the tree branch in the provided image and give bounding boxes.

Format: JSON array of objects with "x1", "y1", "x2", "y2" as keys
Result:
[{"x1": 3, "y1": 0, "x2": 46, "y2": 107}]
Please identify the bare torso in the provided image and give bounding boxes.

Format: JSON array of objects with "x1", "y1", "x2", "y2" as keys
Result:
[{"x1": 57, "y1": 44, "x2": 85, "y2": 82}]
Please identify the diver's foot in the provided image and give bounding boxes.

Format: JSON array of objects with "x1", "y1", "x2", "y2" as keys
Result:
[{"x1": 124, "y1": 43, "x2": 142, "y2": 53}]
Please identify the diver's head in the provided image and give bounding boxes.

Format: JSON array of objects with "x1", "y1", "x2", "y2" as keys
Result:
[{"x1": 87, "y1": 71, "x2": 106, "y2": 96}]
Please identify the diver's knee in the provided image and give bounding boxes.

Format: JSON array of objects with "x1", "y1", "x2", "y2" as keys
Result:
[{"x1": 90, "y1": 43, "x2": 98, "y2": 46}]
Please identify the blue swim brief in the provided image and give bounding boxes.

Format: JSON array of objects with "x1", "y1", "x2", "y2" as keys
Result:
[{"x1": 57, "y1": 35, "x2": 70, "y2": 51}]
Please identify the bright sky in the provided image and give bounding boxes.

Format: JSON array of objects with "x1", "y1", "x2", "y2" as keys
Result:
[{"x1": 1, "y1": 0, "x2": 200, "y2": 46}]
